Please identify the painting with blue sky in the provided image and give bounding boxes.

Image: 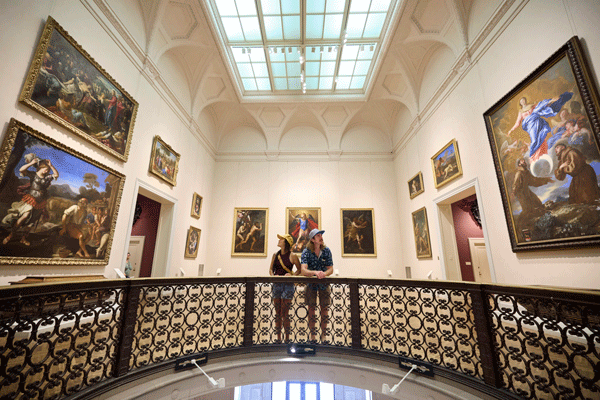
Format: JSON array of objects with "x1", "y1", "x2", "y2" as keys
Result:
[{"x1": 0, "y1": 119, "x2": 124, "y2": 265}]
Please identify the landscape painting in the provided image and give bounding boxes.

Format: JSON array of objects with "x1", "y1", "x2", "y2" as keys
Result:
[
  {"x1": 484, "y1": 36, "x2": 600, "y2": 251},
  {"x1": 232, "y1": 208, "x2": 268, "y2": 257},
  {"x1": 0, "y1": 119, "x2": 124, "y2": 265},
  {"x1": 19, "y1": 17, "x2": 138, "y2": 161},
  {"x1": 431, "y1": 139, "x2": 462, "y2": 188}
]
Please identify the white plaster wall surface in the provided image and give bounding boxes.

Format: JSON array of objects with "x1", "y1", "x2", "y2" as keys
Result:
[
  {"x1": 0, "y1": 0, "x2": 215, "y2": 285},
  {"x1": 207, "y1": 160, "x2": 401, "y2": 279},
  {"x1": 395, "y1": 0, "x2": 600, "y2": 289}
]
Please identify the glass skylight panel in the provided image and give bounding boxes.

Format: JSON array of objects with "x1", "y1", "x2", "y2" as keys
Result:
[
  {"x1": 240, "y1": 17, "x2": 262, "y2": 41},
  {"x1": 306, "y1": 15, "x2": 324, "y2": 39},
  {"x1": 264, "y1": 16, "x2": 283, "y2": 40},
  {"x1": 305, "y1": 61, "x2": 320, "y2": 76},
  {"x1": 260, "y1": 0, "x2": 281, "y2": 14},
  {"x1": 283, "y1": 15, "x2": 301, "y2": 39},
  {"x1": 320, "y1": 61, "x2": 336, "y2": 76},
  {"x1": 222, "y1": 18, "x2": 244, "y2": 41},
  {"x1": 253, "y1": 63, "x2": 269, "y2": 78},
  {"x1": 346, "y1": 13, "x2": 367, "y2": 38},
  {"x1": 216, "y1": 0, "x2": 237, "y2": 16},
  {"x1": 274, "y1": 78, "x2": 287, "y2": 90},
  {"x1": 242, "y1": 78, "x2": 257, "y2": 90},
  {"x1": 323, "y1": 14, "x2": 343, "y2": 39},
  {"x1": 319, "y1": 76, "x2": 333, "y2": 90},
  {"x1": 307, "y1": 0, "x2": 325, "y2": 13},
  {"x1": 256, "y1": 77, "x2": 271, "y2": 90},
  {"x1": 336, "y1": 76, "x2": 351, "y2": 90},
  {"x1": 354, "y1": 59, "x2": 372, "y2": 75},
  {"x1": 282, "y1": 0, "x2": 300, "y2": 14},
  {"x1": 350, "y1": 75, "x2": 366, "y2": 89},
  {"x1": 306, "y1": 77, "x2": 319, "y2": 90},
  {"x1": 370, "y1": 0, "x2": 392, "y2": 12},
  {"x1": 364, "y1": 13, "x2": 385, "y2": 38},
  {"x1": 326, "y1": 0, "x2": 345, "y2": 13}
]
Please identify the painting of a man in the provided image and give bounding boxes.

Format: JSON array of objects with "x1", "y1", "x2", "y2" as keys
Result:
[{"x1": 554, "y1": 141, "x2": 600, "y2": 204}]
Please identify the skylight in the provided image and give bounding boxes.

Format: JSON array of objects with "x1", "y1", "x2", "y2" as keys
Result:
[{"x1": 205, "y1": 0, "x2": 398, "y2": 99}]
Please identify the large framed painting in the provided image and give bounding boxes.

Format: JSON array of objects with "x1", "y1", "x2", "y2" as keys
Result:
[
  {"x1": 408, "y1": 171, "x2": 424, "y2": 199},
  {"x1": 232, "y1": 208, "x2": 268, "y2": 257},
  {"x1": 184, "y1": 226, "x2": 201, "y2": 259},
  {"x1": 340, "y1": 208, "x2": 376, "y2": 257},
  {"x1": 191, "y1": 192, "x2": 202, "y2": 219},
  {"x1": 19, "y1": 17, "x2": 138, "y2": 161},
  {"x1": 483, "y1": 36, "x2": 600, "y2": 251},
  {"x1": 0, "y1": 119, "x2": 125, "y2": 265},
  {"x1": 431, "y1": 139, "x2": 463, "y2": 188},
  {"x1": 149, "y1": 136, "x2": 180, "y2": 186},
  {"x1": 412, "y1": 207, "x2": 432, "y2": 259},
  {"x1": 286, "y1": 207, "x2": 321, "y2": 253}
]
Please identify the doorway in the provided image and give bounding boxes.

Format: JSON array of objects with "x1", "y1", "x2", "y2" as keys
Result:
[
  {"x1": 433, "y1": 178, "x2": 496, "y2": 283},
  {"x1": 127, "y1": 236, "x2": 145, "y2": 279}
]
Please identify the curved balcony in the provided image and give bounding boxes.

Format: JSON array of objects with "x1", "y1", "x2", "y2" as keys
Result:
[{"x1": 0, "y1": 277, "x2": 598, "y2": 399}]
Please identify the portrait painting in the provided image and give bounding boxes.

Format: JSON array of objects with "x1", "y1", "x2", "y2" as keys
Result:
[
  {"x1": 340, "y1": 208, "x2": 376, "y2": 257},
  {"x1": 149, "y1": 136, "x2": 180, "y2": 186},
  {"x1": 431, "y1": 139, "x2": 463, "y2": 188},
  {"x1": 483, "y1": 36, "x2": 600, "y2": 251},
  {"x1": 19, "y1": 17, "x2": 138, "y2": 161},
  {"x1": 184, "y1": 226, "x2": 201, "y2": 258},
  {"x1": 408, "y1": 171, "x2": 424, "y2": 199},
  {"x1": 286, "y1": 207, "x2": 321, "y2": 253},
  {"x1": 412, "y1": 207, "x2": 432, "y2": 259},
  {"x1": 0, "y1": 119, "x2": 125, "y2": 265},
  {"x1": 191, "y1": 193, "x2": 202, "y2": 219},
  {"x1": 232, "y1": 208, "x2": 268, "y2": 257}
]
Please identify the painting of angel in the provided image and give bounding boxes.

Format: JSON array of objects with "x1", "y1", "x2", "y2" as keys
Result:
[
  {"x1": 286, "y1": 207, "x2": 321, "y2": 253},
  {"x1": 484, "y1": 36, "x2": 600, "y2": 251},
  {"x1": 340, "y1": 208, "x2": 376, "y2": 256},
  {"x1": 231, "y1": 208, "x2": 268, "y2": 257}
]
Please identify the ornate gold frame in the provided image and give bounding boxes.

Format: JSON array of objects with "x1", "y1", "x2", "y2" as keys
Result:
[
  {"x1": 149, "y1": 136, "x2": 180, "y2": 186},
  {"x1": 340, "y1": 208, "x2": 377, "y2": 257},
  {"x1": 0, "y1": 119, "x2": 125, "y2": 266},
  {"x1": 19, "y1": 17, "x2": 138, "y2": 162},
  {"x1": 412, "y1": 207, "x2": 432, "y2": 259},
  {"x1": 191, "y1": 192, "x2": 202, "y2": 219},
  {"x1": 408, "y1": 171, "x2": 424, "y2": 199},
  {"x1": 184, "y1": 226, "x2": 201, "y2": 259},
  {"x1": 431, "y1": 138, "x2": 463, "y2": 189},
  {"x1": 285, "y1": 207, "x2": 322, "y2": 254},
  {"x1": 231, "y1": 208, "x2": 269, "y2": 257}
]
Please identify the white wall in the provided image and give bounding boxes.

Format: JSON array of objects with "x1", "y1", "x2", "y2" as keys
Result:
[
  {"x1": 0, "y1": 0, "x2": 215, "y2": 285},
  {"x1": 395, "y1": 0, "x2": 600, "y2": 289},
  {"x1": 207, "y1": 160, "x2": 402, "y2": 278}
]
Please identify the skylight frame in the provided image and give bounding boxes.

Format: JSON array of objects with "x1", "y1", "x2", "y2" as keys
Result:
[{"x1": 204, "y1": 0, "x2": 398, "y2": 100}]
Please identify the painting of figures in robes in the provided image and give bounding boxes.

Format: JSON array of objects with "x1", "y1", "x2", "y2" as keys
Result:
[
  {"x1": 484, "y1": 36, "x2": 600, "y2": 251},
  {"x1": 0, "y1": 119, "x2": 125, "y2": 265},
  {"x1": 19, "y1": 17, "x2": 138, "y2": 161},
  {"x1": 286, "y1": 207, "x2": 321, "y2": 253}
]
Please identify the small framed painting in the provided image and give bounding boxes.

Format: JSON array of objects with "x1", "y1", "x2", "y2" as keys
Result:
[
  {"x1": 232, "y1": 208, "x2": 268, "y2": 257},
  {"x1": 191, "y1": 193, "x2": 202, "y2": 219},
  {"x1": 431, "y1": 139, "x2": 463, "y2": 189},
  {"x1": 184, "y1": 226, "x2": 201, "y2": 258},
  {"x1": 19, "y1": 17, "x2": 138, "y2": 161},
  {"x1": 286, "y1": 207, "x2": 321, "y2": 253},
  {"x1": 149, "y1": 136, "x2": 180, "y2": 186},
  {"x1": 412, "y1": 207, "x2": 432, "y2": 259},
  {"x1": 340, "y1": 208, "x2": 376, "y2": 257},
  {"x1": 408, "y1": 171, "x2": 424, "y2": 199}
]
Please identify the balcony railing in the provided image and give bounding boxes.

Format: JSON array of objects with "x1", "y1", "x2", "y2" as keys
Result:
[{"x1": 0, "y1": 277, "x2": 598, "y2": 399}]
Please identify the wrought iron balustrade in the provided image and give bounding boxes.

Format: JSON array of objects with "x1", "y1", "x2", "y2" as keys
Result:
[{"x1": 0, "y1": 277, "x2": 598, "y2": 400}]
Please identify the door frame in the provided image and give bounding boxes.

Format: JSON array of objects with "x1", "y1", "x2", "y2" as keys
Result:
[
  {"x1": 128, "y1": 235, "x2": 145, "y2": 278},
  {"x1": 121, "y1": 178, "x2": 178, "y2": 278},
  {"x1": 432, "y1": 177, "x2": 496, "y2": 282}
]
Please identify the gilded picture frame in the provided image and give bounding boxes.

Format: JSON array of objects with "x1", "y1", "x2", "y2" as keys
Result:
[
  {"x1": 408, "y1": 171, "x2": 424, "y2": 199},
  {"x1": 412, "y1": 207, "x2": 432, "y2": 259},
  {"x1": 191, "y1": 192, "x2": 202, "y2": 219},
  {"x1": 286, "y1": 207, "x2": 321, "y2": 253},
  {"x1": 483, "y1": 36, "x2": 600, "y2": 251},
  {"x1": 340, "y1": 208, "x2": 376, "y2": 257},
  {"x1": 431, "y1": 139, "x2": 463, "y2": 188},
  {"x1": 19, "y1": 17, "x2": 138, "y2": 162},
  {"x1": 184, "y1": 226, "x2": 201, "y2": 258},
  {"x1": 232, "y1": 208, "x2": 268, "y2": 257},
  {"x1": 149, "y1": 136, "x2": 180, "y2": 186},
  {"x1": 0, "y1": 118, "x2": 125, "y2": 265}
]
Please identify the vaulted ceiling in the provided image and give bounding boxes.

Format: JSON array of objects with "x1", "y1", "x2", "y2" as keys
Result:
[{"x1": 102, "y1": 0, "x2": 508, "y2": 159}]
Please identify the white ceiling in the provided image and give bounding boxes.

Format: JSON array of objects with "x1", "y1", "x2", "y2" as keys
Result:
[{"x1": 102, "y1": 0, "x2": 507, "y2": 158}]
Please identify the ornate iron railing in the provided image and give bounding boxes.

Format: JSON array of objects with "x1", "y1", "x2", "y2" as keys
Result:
[{"x1": 0, "y1": 277, "x2": 598, "y2": 400}]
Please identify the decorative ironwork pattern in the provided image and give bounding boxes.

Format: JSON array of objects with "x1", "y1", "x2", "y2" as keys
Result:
[
  {"x1": 359, "y1": 284, "x2": 482, "y2": 379},
  {"x1": 489, "y1": 292, "x2": 600, "y2": 399},
  {"x1": 0, "y1": 287, "x2": 124, "y2": 399},
  {"x1": 129, "y1": 282, "x2": 245, "y2": 371},
  {"x1": 253, "y1": 280, "x2": 351, "y2": 346}
]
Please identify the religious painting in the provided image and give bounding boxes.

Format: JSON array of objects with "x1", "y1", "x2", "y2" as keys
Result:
[
  {"x1": 408, "y1": 171, "x2": 424, "y2": 199},
  {"x1": 232, "y1": 208, "x2": 268, "y2": 257},
  {"x1": 0, "y1": 119, "x2": 125, "y2": 265},
  {"x1": 149, "y1": 136, "x2": 180, "y2": 186},
  {"x1": 483, "y1": 36, "x2": 600, "y2": 251},
  {"x1": 431, "y1": 139, "x2": 463, "y2": 188},
  {"x1": 340, "y1": 208, "x2": 376, "y2": 257},
  {"x1": 412, "y1": 207, "x2": 432, "y2": 259},
  {"x1": 191, "y1": 192, "x2": 202, "y2": 219},
  {"x1": 184, "y1": 226, "x2": 200, "y2": 258},
  {"x1": 19, "y1": 17, "x2": 138, "y2": 162},
  {"x1": 286, "y1": 207, "x2": 321, "y2": 253}
]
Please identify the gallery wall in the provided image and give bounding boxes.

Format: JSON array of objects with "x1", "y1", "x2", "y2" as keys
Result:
[
  {"x1": 0, "y1": 0, "x2": 215, "y2": 286},
  {"x1": 206, "y1": 160, "x2": 402, "y2": 279},
  {"x1": 395, "y1": 0, "x2": 600, "y2": 289}
]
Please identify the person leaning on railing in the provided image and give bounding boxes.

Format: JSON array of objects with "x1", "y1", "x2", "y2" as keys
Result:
[
  {"x1": 300, "y1": 229, "x2": 334, "y2": 343},
  {"x1": 269, "y1": 233, "x2": 301, "y2": 343}
]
